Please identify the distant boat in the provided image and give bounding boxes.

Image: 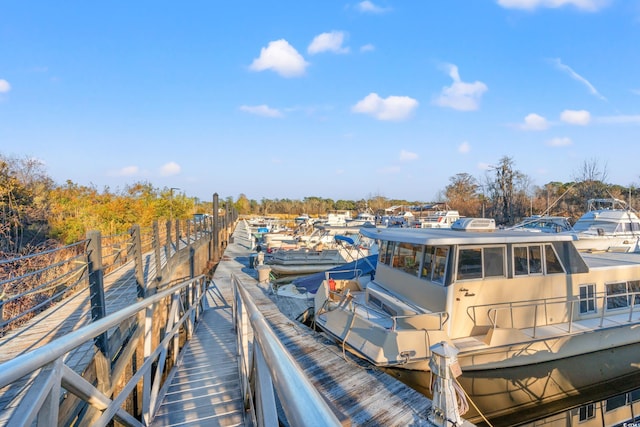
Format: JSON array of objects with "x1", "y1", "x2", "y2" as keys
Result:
[
  {"x1": 290, "y1": 254, "x2": 378, "y2": 294},
  {"x1": 415, "y1": 210, "x2": 461, "y2": 229},
  {"x1": 508, "y1": 215, "x2": 574, "y2": 234},
  {"x1": 571, "y1": 198, "x2": 640, "y2": 253},
  {"x1": 509, "y1": 199, "x2": 640, "y2": 253},
  {"x1": 265, "y1": 248, "x2": 347, "y2": 275},
  {"x1": 265, "y1": 233, "x2": 376, "y2": 276}
]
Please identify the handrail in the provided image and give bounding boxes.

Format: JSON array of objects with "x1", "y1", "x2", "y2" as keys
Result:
[
  {"x1": 0, "y1": 275, "x2": 206, "y2": 426},
  {"x1": 484, "y1": 290, "x2": 640, "y2": 337},
  {"x1": 232, "y1": 273, "x2": 343, "y2": 427}
]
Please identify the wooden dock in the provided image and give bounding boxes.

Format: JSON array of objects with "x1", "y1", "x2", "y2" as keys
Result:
[
  {"x1": 1, "y1": 219, "x2": 469, "y2": 427},
  {"x1": 150, "y1": 221, "x2": 439, "y2": 426}
]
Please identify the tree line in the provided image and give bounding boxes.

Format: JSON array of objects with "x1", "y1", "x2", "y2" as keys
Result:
[{"x1": 1, "y1": 153, "x2": 637, "y2": 256}]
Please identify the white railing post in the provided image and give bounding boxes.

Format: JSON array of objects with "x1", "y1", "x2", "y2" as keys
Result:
[{"x1": 428, "y1": 341, "x2": 464, "y2": 426}]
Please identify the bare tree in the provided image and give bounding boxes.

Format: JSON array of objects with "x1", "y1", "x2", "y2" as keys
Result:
[
  {"x1": 487, "y1": 156, "x2": 529, "y2": 225},
  {"x1": 573, "y1": 158, "x2": 610, "y2": 204}
]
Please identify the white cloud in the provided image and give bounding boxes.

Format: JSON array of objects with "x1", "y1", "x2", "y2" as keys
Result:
[
  {"x1": 596, "y1": 115, "x2": 640, "y2": 124},
  {"x1": 433, "y1": 64, "x2": 488, "y2": 111},
  {"x1": 399, "y1": 150, "x2": 418, "y2": 161},
  {"x1": 520, "y1": 113, "x2": 549, "y2": 130},
  {"x1": 0, "y1": 79, "x2": 11, "y2": 93},
  {"x1": 160, "y1": 162, "x2": 181, "y2": 176},
  {"x1": 477, "y1": 162, "x2": 493, "y2": 171},
  {"x1": 551, "y1": 58, "x2": 606, "y2": 101},
  {"x1": 546, "y1": 137, "x2": 573, "y2": 146},
  {"x1": 249, "y1": 39, "x2": 309, "y2": 78},
  {"x1": 108, "y1": 166, "x2": 139, "y2": 177},
  {"x1": 497, "y1": 0, "x2": 610, "y2": 11},
  {"x1": 308, "y1": 31, "x2": 349, "y2": 55},
  {"x1": 357, "y1": 1, "x2": 391, "y2": 13},
  {"x1": 560, "y1": 109, "x2": 591, "y2": 125},
  {"x1": 352, "y1": 92, "x2": 419, "y2": 121},
  {"x1": 239, "y1": 104, "x2": 284, "y2": 118},
  {"x1": 360, "y1": 44, "x2": 375, "y2": 53},
  {"x1": 458, "y1": 142, "x2": 471, "y2": 154}
]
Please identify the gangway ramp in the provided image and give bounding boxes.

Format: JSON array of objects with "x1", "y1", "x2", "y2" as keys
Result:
[{"x1": 150, "y1": 222, "x2": 437, "y2": 426}]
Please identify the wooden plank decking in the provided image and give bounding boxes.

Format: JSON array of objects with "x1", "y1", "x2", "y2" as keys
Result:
[
  {"x1": 150, "y1": 297, "x2": 247, "y2": 427},
  {"x1": 150, "y1": 221, "x2": 440, "y2": 427}
]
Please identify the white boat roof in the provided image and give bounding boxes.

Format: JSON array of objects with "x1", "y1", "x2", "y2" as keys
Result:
[
  {"x1": 579, "y1": 251, "x2": 640, "y2": 268},
  {"x1": 360, "y1": 226, "x2": 577, "y2": 246}
]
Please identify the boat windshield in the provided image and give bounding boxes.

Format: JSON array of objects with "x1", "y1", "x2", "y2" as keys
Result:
[{"x1": 377, "y1": 240, "x2": 449, "y2": 285}]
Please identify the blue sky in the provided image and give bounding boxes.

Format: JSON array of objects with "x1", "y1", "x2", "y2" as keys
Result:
[{"x1": 1, "y1": 0, "x2": 639, "y2": 203}]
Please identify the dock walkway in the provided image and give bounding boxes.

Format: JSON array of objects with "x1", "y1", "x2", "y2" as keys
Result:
[{"x1": 150, "y1": 221, "x2": 438, "y2": 427}]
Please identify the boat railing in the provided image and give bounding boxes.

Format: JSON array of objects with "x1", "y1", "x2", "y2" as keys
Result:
[
  {"x1": 232, "y1": 273, "x2": 343, "y2": 427},
  {"x1": 481, "y1": 290, "x2": 640, "y2": 338},
  {"x1": 392, "y1": 311, "x2": 450, "y2": 332},
  {"x1": 330, "y1": 291, "x2": 449, "y2": 332}
]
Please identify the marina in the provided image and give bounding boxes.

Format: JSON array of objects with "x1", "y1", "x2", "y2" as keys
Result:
[{"x1": 3, "y1": 207, "x2": 640, "y2": 426}]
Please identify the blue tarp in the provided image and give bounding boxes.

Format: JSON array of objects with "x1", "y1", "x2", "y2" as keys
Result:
[
  {"x1": 334, "y1": 235, "x2": 355, "y2": 245},
  {"x1": 291, "y1": 254, "x2": 378, "y2": 294}
]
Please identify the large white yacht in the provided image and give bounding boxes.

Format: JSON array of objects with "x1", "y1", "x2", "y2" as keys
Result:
[{"x1": 313, "y1": 219, "x2": 640, "y2": 372}]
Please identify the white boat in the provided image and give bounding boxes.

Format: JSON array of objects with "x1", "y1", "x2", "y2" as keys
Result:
[
  {"x1": 508, "y1": 215, "x2": 573, "y2": 234},
  {"x1": 313, "y1": 220, "x2": 640, "y2": 372},
  {"x1": 571, "y1": 198, "x2": 640, "y2": 253},
  {"x1": 347, "y1": 210, "x2": 377, "y2": 227},
  {"x1": 416, "y1": 210, "x2": 461, "y2": 228},
  {"x1": 265, "y1": 248, "x2": 348, "y2": 275}
]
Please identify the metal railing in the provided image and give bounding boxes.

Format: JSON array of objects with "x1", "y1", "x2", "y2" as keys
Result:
[
  {"x1": 478, "y1": 290, "x2": 640, "y2": 338},
  {"x1": 0, "y1": 275, "x2": 207, "y2": 427},
  {"x1": 231, "y1": 273, "x2": 343, "y2": 427}
]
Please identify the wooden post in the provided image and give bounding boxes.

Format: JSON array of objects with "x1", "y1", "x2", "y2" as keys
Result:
[
  {"x1": 165, "y1": 219, "x2": 172, "y2": 258},
  {"x1": 213, "y1": 193, "x2": 220, "y2": 262},
  {"x1": 129, "y1": 225, "x2": 146, "y2": 298},
  {"x1": 175, "y1": 218, "x2": 181, "y2": 252},
  {"x1": 186, "y1": 220, "x2": 192, "y2": 248},
  {"x1": 151, "y1": 221, "x2": 162, "y2": 294},
  {"x1": 86, "y1": 231, "x2": 108, "y2": 355}
]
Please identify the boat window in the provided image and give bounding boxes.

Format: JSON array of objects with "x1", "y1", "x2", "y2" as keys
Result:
[
  {"x1": 514, "y1": 245, "x2": 545, "y2": 276},
  {"x1": 457, "y1": 248, "x2": 482, "y2": 280},
  {"x1": 629, "y1": 280, "x2": 640, "y2": 305},
  {"x1": 606, "y1": 282, "x2": 628, "y2": 310},
  {"x1": 457, "y1": 246, "x2": 505, "y2": 281},
  {"x1": 392, "y1": 242, "x2": 422, "y2": 276},
  {"x1": 605, "y1": 394, "x2": 627, "y2": 412},
  {"x1": 378, "y1": 240, "x2": 393, "y2": 266},
  {"x1": 578, "y1": 403, "x2": 595, "y2": 422},
  {"x1": 432, "y1": 247, "x2": 448, "y2": 284},
  {"x1": 484, "y1": 247, "x2": 505, "y2": 277},
  {"x1": 544, "y1": 245, "x2": 564, "y2": 274},
  {"x1": 421, "y1": 246, "x2": 435, "y2": 279},
  {"x1": 579, "y1": 284, "x2": 596, "y2": 314},
  {"x1": 513, "y1": 247, "x2": 528, "y2": 276}
]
